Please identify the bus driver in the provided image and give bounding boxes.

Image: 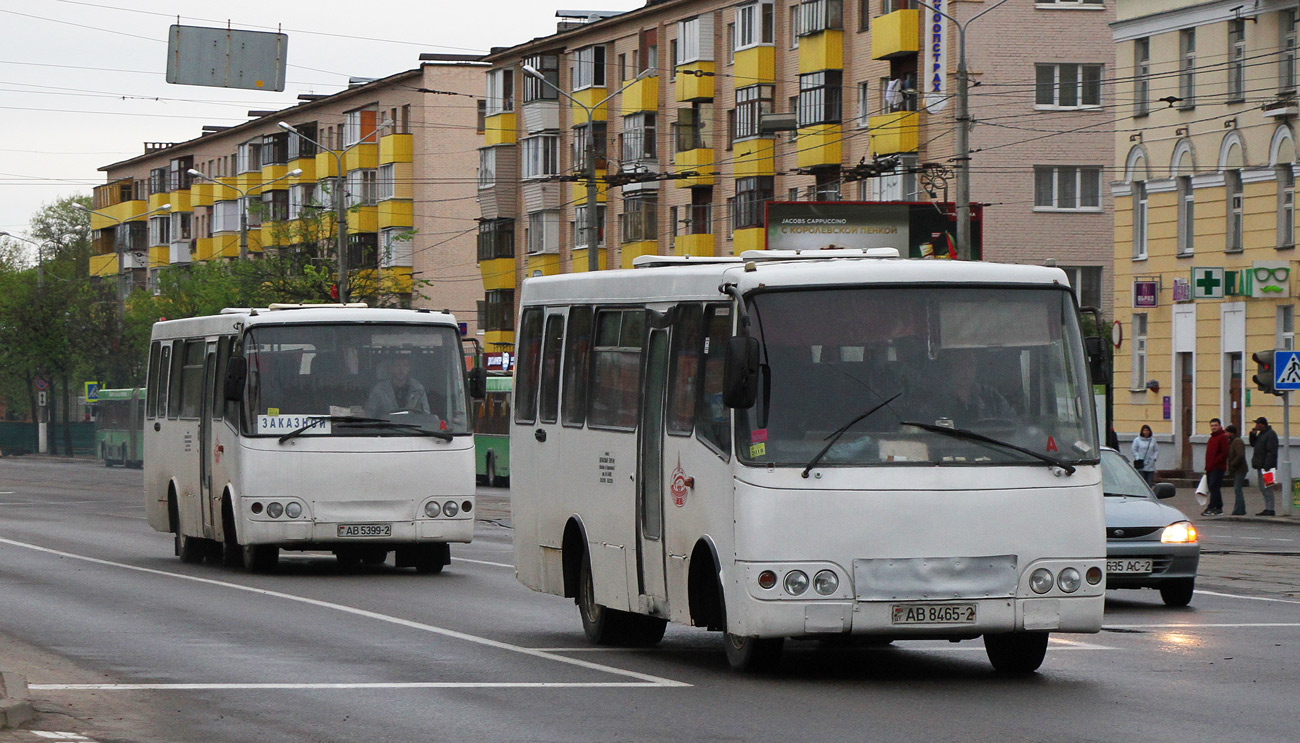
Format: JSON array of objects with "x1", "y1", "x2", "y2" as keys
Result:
[{"x1": 367, "y1": 357, "x2": 430, "y2": 417}]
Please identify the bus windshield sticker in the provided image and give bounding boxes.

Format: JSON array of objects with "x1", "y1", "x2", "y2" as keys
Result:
[
  {"x1": 749, "y1": 442, "x2": 766, "y2": 458},
  {"x1": 257, "y1": 415, "x2": 333, "y2": 435},
  {"x1": 268, "y1": 407, "x2": 280, "y2": 416},
  {"x1": 751, "y1": 428, "x2": 768, "y2": 443}
]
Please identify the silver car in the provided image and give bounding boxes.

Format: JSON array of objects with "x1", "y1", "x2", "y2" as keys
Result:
[{"x1": 1101, "y1": 448, "x2": 1201, "y2": 606}]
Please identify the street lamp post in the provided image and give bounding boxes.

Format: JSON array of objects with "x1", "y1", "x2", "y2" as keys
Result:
[
  {"x1": 0, "y1": 231, "x2": 62, "y2": 290},
  {"x1": 74, "y1": 202, "x2": 172, "y2": 294},
  {"x1": 188, "y1": 168, "x2": 303, "y2": 262},
  {"x1": 276, "y1": 121, "x2": 391, "y2": 303},
  {"x1": 914, "y1": 0, "x2": 1008, "y2": 260},
  {"x1": 522, "y1": 65, "x2": 654, "y2": 272}
]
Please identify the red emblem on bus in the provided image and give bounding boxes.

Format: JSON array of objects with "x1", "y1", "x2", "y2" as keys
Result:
[{"x1": 670, "y1": 456, "x2": 688, "y2": 507}]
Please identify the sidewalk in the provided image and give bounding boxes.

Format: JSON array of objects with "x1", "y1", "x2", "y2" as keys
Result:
[{"x1": 1162, "y1": 482, "x2": 1300, "y2": 526}]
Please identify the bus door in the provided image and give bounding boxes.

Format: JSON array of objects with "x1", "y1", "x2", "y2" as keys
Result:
[
  {"x1": 199, "y1": 341, "x2": 220, "y2": 535},
  {"x1": 636, "y1": 325, "x2": 670, "y2": 608}
]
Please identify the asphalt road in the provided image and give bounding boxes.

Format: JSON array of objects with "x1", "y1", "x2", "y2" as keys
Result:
[{"x1": 1, "y1": 458, "x2": 1298, "y2": 743}]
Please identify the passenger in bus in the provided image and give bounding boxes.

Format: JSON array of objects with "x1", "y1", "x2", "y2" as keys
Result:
[
  {"x1": 367, "y1": 357, "x2": 430, "y2": 417},
  {"x1": 936, "y1": 347, "x2": 1015, "y2": 427}
]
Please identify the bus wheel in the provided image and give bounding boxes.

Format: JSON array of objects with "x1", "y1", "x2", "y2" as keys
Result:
[
  {"x1": 413, "y1": 543, "x2": 449, "y2": 574},
  {"x1": 119, "y1": 444, "x2": 129, "y2": 467},
  {"x1": 723, "y1": 633, "x2": 784, "y2": 672},
  {"x1": 576, "y1": 552, "x2": 664, "y2": 645},
  {"x1": 486, "y1": 454, "x2": 497, "y2": 488},
  {"x1": 361, "y1": 548, "x2": 389, "y2": 566},
  {"x1": 984, "y1": 632, "x2": 1049, "y2": 674},
  {"x1": 243, "y1": 544, "x2": 278, "y2": 573},
  {"x1": 176, "y1": 530, "x2": 206, "y2": 564},
  {"x1": 102, "y1": 444, "x2": 113, "y2": 467}
]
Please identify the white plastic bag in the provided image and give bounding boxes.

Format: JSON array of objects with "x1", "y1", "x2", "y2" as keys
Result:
[{"x1": 1195, "y1": 475, "x2": 1210, "y2": 507}]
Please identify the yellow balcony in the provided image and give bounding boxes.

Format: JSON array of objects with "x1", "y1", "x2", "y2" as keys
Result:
[
  {"x1": 799, "y1": 30, "x2": 843, "y2": 74},
  {"x1": 480, "y1": 257, "x2": 517, "y2": 290},
  {"x1": 348, "y1": 205, "x2": 378, "y2": 234},
  {"x1": 734, "y1": 46, "x2": 775, "y2": 86},
  {"x1": 378, "y1": 199, "x2": 414, "y2": 229},
  {"x1": 527, "y1": 253, "x2": 561, "y2": 277},
  {"x1": 620, "y1": 240, "x2": 658, "y2": 269},
  {"x1": 674, "y1": 148, "x2": 714, "y2": 188},
  {"x1": 382, "y1": 266, "x2": 413, "y2": 295},
  {"x1": 872, "y1": 9, "x2": 921, "y2": 60},
  {"x1": 734, "y1": 227, "x2": 765, "y2": 253},
  {"x1": 261, "y1": 164, "x2": 289, "y2": 182},
  {"x1": 796, "y1": 124, "x2": 842, "y2": 168},
  {"x1": 315, "y1": 151, "x2": 342, "y2": 178},
  {"x1": 621, "y1": 75, "x2": 659, "y2": 115},
  {"x1": 211, "y1": 178, "x2": 241, "y2": 202},
  {"x1": 191, "y1": 181, "x2": 213, "y2": 208},
  {"x1": 214, "y1": 234, "x2": 239, "y2": 258},
  {"x1": 289, "y1": 158, "x2": 316, "y2": 182},
  {"x1": 570, "y1": 248, "x2": 609, "y2": 272},
  {"x1": 484, "y1": 112, "x2": 518, "y2": 145},
  {"x1": 193, "y1": 237, "x2": 214, "y2": 261},
  {"x1": 148, "y1": 192, "x2": 170, "y2": 212},
  {"x1": 89, "y1": 253, "x2": 118, "y2": 277},
  {"x1": 674, "y1": 233, "x2": 715, "y2": 257},
  {"x1": 344, "y1": 143, "x2": 378, "y2": 172},
  {"x1": 676, "y1": 62, "x2": 715, "y2": 102},
  {"x1": 149, "y1": 246, "x2": 168, "y2": 268},
  {"x1": 570, "y1": 88, "x2": 608, "y2": 122},
  {"x1": 260, "y1": 223, "x2": 285, "y2": 249},
  {"x1": 380, "y1": 133, "x2": 414, "y2": 164},
  {"x1": 734, "y1": 137, "x2": 775, "y2": 178},
  {"x1": 89, "y1": 200, "x2": 145, "y2": 230},
  {"x1": 234, "y1": 171, "x2": 262, "y2": 195},
  {"x1": 484, "y1": 330, "x2": 514, "y2": 350},
  {"x1": 168, "y1": 190, "x2": 192, "y2": 213},
  {"x1": 571, "y1": 174, "x2": 608, "y2": 204},
  {"x1": 869, "y1": 111, "x2": 920, "y2": 155}
]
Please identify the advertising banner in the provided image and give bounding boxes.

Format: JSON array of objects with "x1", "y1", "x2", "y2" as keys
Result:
[{"x1": 764, "y1": 201, "x2": 982, "y2": 259}]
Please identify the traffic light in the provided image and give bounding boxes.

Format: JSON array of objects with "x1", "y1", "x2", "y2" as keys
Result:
[{"x1": 1252, "y1": 350, "x2": 1277, "y2": 394}]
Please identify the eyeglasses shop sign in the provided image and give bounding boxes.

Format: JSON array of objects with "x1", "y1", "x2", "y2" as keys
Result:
[
  {"x1": 1190, "y1": 262, "x2": 1291, "y2": 299},
  {"x1": 765, "y1": 203, "x2": 910, "y2": 252}
]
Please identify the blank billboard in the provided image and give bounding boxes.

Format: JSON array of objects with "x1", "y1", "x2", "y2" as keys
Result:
[{"x1": 166, "y1": 25, "x2": 287, "y2": 92}]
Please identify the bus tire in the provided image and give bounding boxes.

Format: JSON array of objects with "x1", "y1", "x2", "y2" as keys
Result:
[
  {"x1": 984, "y1": 632, "x2": 1049, "y2": 675},
  {"x1": 243, "y1": 544, "x2": 278, "y2": 573},
  {"x1": 176, "y1": 531, "x2": 206, "y2": 564},
  {"x1": 412, "y1": 543, "x2": 449, "y2": 574},
  {"x1": 717, "y1": 579, "x2": 783, "y2": 672},
  {"x1": 361, "y1": 548, "x2": 389, "y2": 566},
  {"x1": 485, "y1": 454, "x2": 497, "y2": 488},
  {"x1": 102, "y1": 444, "x2": 113, "y2": 466},
  {"x1": 576, "y1": 551, "x2": 662, "y2": 646},
  {"x1": 119, "y1": 444, "x2": 129, "y2": 468},
  {"x1": 221, "y1": 495, "x2": 243, "y2": 568}
]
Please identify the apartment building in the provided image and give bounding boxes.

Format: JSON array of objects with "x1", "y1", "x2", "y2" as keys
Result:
[
  {"x1": 92, "y1": 58, "x2": 486, "y2": 324},
  {"x1": 1111, "y1": 1, "x2": 1298, "y2": 473},
  {"x1": 474, "y1": 0, "x2": 1117, "y2": 354}
]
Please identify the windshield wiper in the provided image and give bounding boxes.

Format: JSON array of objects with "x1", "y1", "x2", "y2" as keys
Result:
[
  {"x1": 801, "y1": 392, "x2": 901, "y2": 478},
  {"x1": 899, "y1": 421, "x2": 1076, "y2": 475},
  {"x1": 337, "y1": 419, "x2": 455, "y2": 442},
  {"x1": 276, "y1": 415, "x2": 385, "y2": 444}
]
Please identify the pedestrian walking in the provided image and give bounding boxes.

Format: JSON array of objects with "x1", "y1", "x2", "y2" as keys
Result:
[
  {"x1": 1225, "y1": 424, "x2": 1249, "y2": 515},
  {"x1": 1248, "y1": 417, "x2": 1279, "y2": 516},
  {"x1": 1131, "y1": 424, "x2": 1158, "y2": 485},
  {"x1": 1202, "y1": 418, "x2": 1227, "y2": 515}
]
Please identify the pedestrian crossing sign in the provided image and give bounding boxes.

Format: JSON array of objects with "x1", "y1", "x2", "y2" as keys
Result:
[
  {"x1": 84, "y1": 381, "x2": 100, "y2": 403},
  {"x1": 1274, "y1": 351, "x2": 1300, "y2": 391}
]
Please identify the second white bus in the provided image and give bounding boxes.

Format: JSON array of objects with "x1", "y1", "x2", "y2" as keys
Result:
[{"x1": 510, "y1": 250, "x2": 1107, "y2": 673}]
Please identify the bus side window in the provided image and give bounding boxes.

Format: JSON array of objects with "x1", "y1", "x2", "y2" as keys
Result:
[
  {"x1": 145, "y1": 341, "x2": 161, "y2": 419},
  {"x1": 561, "y1": 306, "x2": 593, "y2": 428},
  {"x1": 178, "y1": 340, "x2": 206, "y2": 419},
  {"x1": 538, "y1": 314, "x2": 565, "y2": 424},
  {"x1": 589, "y1": 308, "x2": 644, "y2": 430},
  {"x1": 695, "y1": 304, "x2": 732, "y2": 457},
  {"x1": 212, "y1": 335, "x2": 231, "y2": 421},
  {"x1": 666, "y1": 304, "x2": 703, "y2": 436},
  {"x1": 514, "y1": 308, "x2": 543, "y2": 424},
  {"x1": 159, "y1": 342, "x2": 175, "y2": 419}
]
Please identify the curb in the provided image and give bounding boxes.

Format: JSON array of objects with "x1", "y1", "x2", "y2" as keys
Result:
[{"x1": 0, "y1": 672, "x2": 34, "y2": 729}]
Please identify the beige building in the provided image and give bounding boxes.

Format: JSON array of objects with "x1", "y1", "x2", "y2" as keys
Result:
[
  {"x1": 1111, "y1": 0, "x2": 1298, "y2": 476},
  {"x1": 91, "y1": 58, "x2": 486, "y2": 326},
  {"x1": 473, "y1": 0, "x2": 1118, "y2": 354}
]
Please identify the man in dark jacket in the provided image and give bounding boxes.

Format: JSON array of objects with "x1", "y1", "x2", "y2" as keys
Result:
[
  {"x1": 1248, "y1": 417, "x2": 1278, "y2": 516},
  {"x1": 1203, "y1": 418, "x2": 1228, "y2": 515}
]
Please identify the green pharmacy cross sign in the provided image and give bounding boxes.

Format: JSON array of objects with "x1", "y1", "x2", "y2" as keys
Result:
[{"x1": 1192, "y1": 267, "x2": 1225, "y2": 299}]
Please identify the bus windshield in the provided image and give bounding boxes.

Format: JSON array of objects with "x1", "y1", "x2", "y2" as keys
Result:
[
  {"x1": 737, "y1": 286, "x2": 1098, "y2": 468},
  {"x1": 242, "y1": 323, "x2": 470, "y2": 437}
]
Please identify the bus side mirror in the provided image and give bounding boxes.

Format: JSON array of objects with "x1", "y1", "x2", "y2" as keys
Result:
[
  {"x1": 723, "y1": 336, "x2": 760, "y2": 409},
  {"x1": 224, "y1": 357, "x2": 247, "y2": 402},
  {"x1": 469, "y1": 366, "x2": 487, "y2": 400},
  {"x1": 1084, "y1": 336, "x2": 1110, "y2": 384}
]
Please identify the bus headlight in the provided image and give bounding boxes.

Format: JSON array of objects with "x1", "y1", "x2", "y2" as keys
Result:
[
  {"x1": 1030, "y1": 568, "x2": 1054, "y2": 594},
  {"x1": 813, "y1": 570, "x2": 839, "y2": 595},
  {"x1": 443, "y1": 500, "x2": 460, "y2": 517},
  {"x1": 424, "y1": 501, "x2": 442, "y2": 518},
  {"x1": 1057, "y1": 568, "x2": 1082, "y2": 593},
  {"x1": 266, "y1": 502, "x2": 284, "y2": 519},
  {"x1": 284, "y1": 502, "x2": 302, "y2": 519},
  {"x1": 783, "y1": 570, "x2": 809, "y2": 596},
  {"x1": 1161, "y1": 521, "x2": 1198, "y2": 544}
]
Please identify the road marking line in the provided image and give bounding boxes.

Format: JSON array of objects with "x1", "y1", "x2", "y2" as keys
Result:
[
  {"x1": 454, "y1": 557, "x2": 514, "y2": 568},
  {"x1": 1105, "y1": 622, "x2": 1300, "y2": 629},
  {"x1": 29, "y1": 682, "x2": 677, "y2": 691},
  {"x1": 1197, "y1": 589, "x2": 1300, "y2": 605},
  {"x1": 0, "y1": 537, "x2": 690, "y2": 689}
]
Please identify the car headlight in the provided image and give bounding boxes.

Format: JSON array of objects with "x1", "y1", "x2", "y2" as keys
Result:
[
  {"x1": 1161, "y1": 521, "x2": 1198, "y2": 544},
  {"x1": 813, "y1": 570, "x2": 839, "y2": 595},
  {"x1": 443, "y1": 500, "x2": 459, "y2": 517},
  {"x1": 783, "y1": 570, "x2": 809, "y2": 596},
  {"x1": 424, "y1": 501, "x2": 441, "y2": 518},
  {"x1": 284, "y1": 502, "x2": 302, "y2": 519},
  {"x1": 1057, "y1": 567, "x2": 1082, "y2": 593},
  {"x1": 1030, "y1": 568, "x2": 1054, "y2": 594},
  {"x1": 266, "y1": 502, "x2": 284, "y2": 519}
]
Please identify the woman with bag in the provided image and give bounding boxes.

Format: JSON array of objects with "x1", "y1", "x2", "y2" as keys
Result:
[{"x1": 1131, "y1": 424, "x2": 1158, "y2": 485}]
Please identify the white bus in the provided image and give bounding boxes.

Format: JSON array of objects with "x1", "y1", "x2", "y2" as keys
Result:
[
  {"x1": 510, "y1": 250, "x2": 1107, "y2": 673},
  {"x1": 144, "y1": 305, "x2": 484, "y2": 573}
]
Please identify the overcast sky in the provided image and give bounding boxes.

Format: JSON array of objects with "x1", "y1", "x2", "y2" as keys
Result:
[{"x1": 0, "y1": 0, "x2": 642, "y2": 236}]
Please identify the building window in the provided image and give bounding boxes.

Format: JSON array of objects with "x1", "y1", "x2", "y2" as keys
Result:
[
  {"x1": 1033, "y1": 166, "x2": 1102, "y2": 211},
  {"x1": 799, "y1": 0, "x2": 843, "y2": 36},
  {"x1": 521, "y1": 134, "x2": 560, "y2": 180},
  {"x1": 677, "y1": 16, "x2": 714, "y2": 64},
  {"x1": 285, "y1": 123, "x2": 317, "y2": 160},
  {"x1": 478, "y1": 148, "x2": 496, "y2": 190},
  {"x1": 148, "y1": 167, "x2": 168, "y2": 196},
  {"x1": 261, "y1": 132, "x2": 288, "y2": 165},
  {"x1": 734, "y1": 1, "x2": 775, "y2": 51},
  {"x1": 288, "y1": 183, "x2": 317, "y2": 220},
  {"x1": 1035, "y1": 0, "x2": 1103, "y2": 5},
  {"x1": 376, "y1": 163, "x2": 396, "y2": 202},
  {"x1": 1133, "y1": 39, "x2": 1149, "y2": 116},
  {"x1": 1177, "y1": 176, "x2": 1195, "y2": 256},
  {"x1": 526, "y1": 210, "x2": 560, "y2": 254},
  {"x1": 1131, "y1": 313, "x2": 1148, "y2": 390},
  {"x1": 213, "y1": 200, "x2": 239, "y2": 234},
  {"x1": 1132, "y1": 181, "x2": 1148, "y2": 259},
  {"x1": 790, "y1": 5, "x2": 801, "y2": 48},
  {"x1": 343, "y1": 106, "x2": 379, "y2": 147},
  {"x1": 674, "y1": 103, "x2": 712, "y2": 153},
  {"x1": 1279, "y1": 166, "x2": 1295, "y2": 248},
  {"x1": 734, "y1": 85, "x2": 774, "y2": 140},
  {"x1": 148, "y1": 215, "x2": 170, "y2": 247},
  {"x1": 476, "y1": 101, "x2": 486, "y2": 134},
  {"x1": 1228, "y1": 20, "x2": 1246, "y2": 102},
  {"x1": 622, "y1": 113, "x2": 657, "y2": 161},
  {"x1": 262, "y1": 190, "x2": 289, "y2": 222},
  {"x1": 1279, "y1": 306, "x2": 1295, "y2": 351},
  {"x1": 573, "y1": 45, "x2": 607, "y2": 90},
  {"x1": 726, "y1": 24, "x2": 736, "y2": 63},
  {"x1": 380, "y1": 226, "x2": 412, "y2": 268},
  {"x1": 345, "y1": 169, "x2": 377, "y2": 208},
  {"x1": 1179, "y1": 29, "x2": 1196, "y2": 109},
  {"x1": 573, "y1": 204, "x2": 607, "y2": 249},
  {"x1": 522, "y1": 54, "x2": 558, "y2": 103},
  {"x1": 481, "y1": 290, "x2": 515, "y2": 334},
  {"x1": 477, "y1": 218, "x2": 515, "y2": 261},
  {"x1": 1061, "y1": 266, "x2": 1102, "y2": 309},
  {"x1": 620, "y1": 197, "x2": 658, "y2": 242},
  {"x1": 1283, "y1": 10, "x2": 1298, "y2": 92},
  {"x1": 857, "y1": 81, "x2": 871, "y2": 127},
  {"x1": 170, "y1": 211, "x2": 191, "y2": 241},
  {"x1": 236, "y1": 140, "x2": 261, "y2": 173},
  {"x1": 486, "y1": 69, "x2": 515, "y2": 115},
  {"x1": 734, "y1": 176, "x2": 773, "y2": 230},
  {"x1": 1035, "y1": 63, "x2": 1102, "y2": 109},
  {"x1": 798, "y1": 70, "x2": 843, "y2": 126},
  {"x1": 812, "y1": 172, "x2": 841, "y2": 201},
  {"x1": 1227, "y1": 170, "x2": 1244, "y2": 251},
  {"x1": 168, "y1": 156, "x2": 193, "y2": 191}
]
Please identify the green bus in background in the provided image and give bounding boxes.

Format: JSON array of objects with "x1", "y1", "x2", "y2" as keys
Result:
[
  {"x1": 96, "y1": 387, "x2": 144, "y2": 468},
  {"x1": 474, "y1": 375, "x2": 511, "y2": 487}
]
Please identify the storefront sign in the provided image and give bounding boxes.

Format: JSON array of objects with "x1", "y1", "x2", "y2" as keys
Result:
[
  {"x1": 1251, "y1": 261, "x2": 1291, "y2": 298},
  {"x1": 486, "y1": 352, "x2": 514, "y2": 372},
  {"x1": 923, "y1": 0, "x2": 948, "y2": 113},
  {"x1": 1172, "y1": 277, "x2": 1192, "y2": 302},
  {"x1": 1133, "y1": 280, "x2": 1158, "y2": 308},
  {"x1": 1191, "y1": 267, "x2": 1225, "y2": 299},
  {"x1": 1162, "y1": 395, "x2": 1171, "y2": 421}
]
